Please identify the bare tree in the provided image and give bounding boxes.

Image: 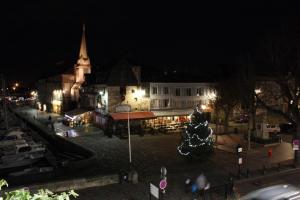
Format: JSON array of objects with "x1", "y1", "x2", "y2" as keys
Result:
[
  {"x1": 214, "y1": 79, "x2": 240, "y2": 134},
  {"x1": 236, "y1": 58, "x2": 256, "y2": 150},
  {"x1": 255, "y1": 26, "x2": 300, "y2": 163}
]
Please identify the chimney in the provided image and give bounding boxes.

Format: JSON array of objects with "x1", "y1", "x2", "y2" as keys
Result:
[{"x1": 132, "y1": 66, "x2": 141, "y2": 85}]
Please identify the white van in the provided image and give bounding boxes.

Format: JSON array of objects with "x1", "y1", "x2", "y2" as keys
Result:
[{"x1": 255, "y1": 123, "x2": 281, "y2": 139}]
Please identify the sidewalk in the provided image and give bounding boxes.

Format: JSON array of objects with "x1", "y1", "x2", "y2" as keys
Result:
[{"x1": 15, "y1": 106, "x2": 102, "y2": 138}]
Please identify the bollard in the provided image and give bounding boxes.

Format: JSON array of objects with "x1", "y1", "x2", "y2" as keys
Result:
[
  {"x1": 129, "y1": 170, "x2": 139, "y2": 184},
  {"x1": 185, "y1": 178, "x2": 192, "y2": 193},
  {"x1": 268, "y1": 148, "x2": 272, "y2": 158},
  {"x1": 224, "y1": 184, "x2": 228, "y2": 199},
  {"x1": 262, "y1": 165, "x2": 266, "y2": 175},
  {"x1": 246, "y1": 168, "x2": 250, "y2": 178}
]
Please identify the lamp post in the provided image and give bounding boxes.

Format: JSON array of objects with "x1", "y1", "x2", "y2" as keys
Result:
[
  {"x1": 128, "y1": 110, "x2": 132, "y2": 164},
  {"x1": 1, "y1": 74, "x2": 8, "y2": 130}
]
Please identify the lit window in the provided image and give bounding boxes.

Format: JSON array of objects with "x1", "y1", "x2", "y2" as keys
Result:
[
  {"x1": 152, "y1": 87, "x2": 158, "y2": 94},
  {"x1": 163, "y1": 99, "x2": 169, "y2": 107},
  {"x1": 197, "y1": 88, "x2": 203, "y2": 96}
]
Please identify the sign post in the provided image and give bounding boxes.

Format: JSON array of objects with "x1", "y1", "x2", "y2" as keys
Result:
[
  {"x1": 160, "y1": 166, "x2": 167, "y2": 195},
  {"x1": 293, "y1": 139, "x2": 299, "y2": 165},
  {"x1": 128, "y1": 110, "x2": 132, "y2": 164},
  {"x1": 236, "y1": 144, "x2": 243, "y2": 178}
]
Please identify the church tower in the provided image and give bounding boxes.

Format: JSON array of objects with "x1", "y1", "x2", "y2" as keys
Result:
[
  {"x1": 75, "y1": 24, "x2": 91, "y2": 83},
  {"x1": 71, "y1": 24, "x2": 92, "y2": 102}
]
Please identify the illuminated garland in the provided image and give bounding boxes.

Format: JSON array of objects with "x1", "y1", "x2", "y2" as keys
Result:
[{"x1": 177, "y1": 119, "x2": 214, "y2": 156}]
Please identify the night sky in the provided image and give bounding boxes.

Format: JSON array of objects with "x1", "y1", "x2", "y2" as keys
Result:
[{"x1": 3, "y1": 1, "x2": 299, "y2": 85}]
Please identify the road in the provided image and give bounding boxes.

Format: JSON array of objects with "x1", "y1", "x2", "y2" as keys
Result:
[
  {"x1": 9, "y1": 106, "x2": 299, "y2": 200},
  {"x1": 236, "y1": 168, "x2": 300, "y2": 198}
]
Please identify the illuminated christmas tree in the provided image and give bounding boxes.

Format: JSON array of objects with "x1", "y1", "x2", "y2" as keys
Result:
[{"x1": 177, "y1": 106, "x2": 214, "y2": 158}]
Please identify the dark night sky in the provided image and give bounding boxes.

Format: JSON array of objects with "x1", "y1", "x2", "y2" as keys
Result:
[{"x1": 3, "y1": 1, "x2": 299, "y2": 85}]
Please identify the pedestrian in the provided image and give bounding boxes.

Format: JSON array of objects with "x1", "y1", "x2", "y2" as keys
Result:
[
  {"x1": 48, "y1": 115, "x2": 52, "y2": 121},
  {"x1": 196, "y1": 173, "x2": 210, "y2": 199},
  {"x1": 65, "y1": 131, "x2": 69, "y2": 137}
]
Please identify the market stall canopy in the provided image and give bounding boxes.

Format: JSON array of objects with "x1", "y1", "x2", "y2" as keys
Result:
[
  {"x1": 152, "y1": 109, "x2": 194, "y2": 117},
  {"x1": 64, "y1": 108, "x2": 94, "y2": 118},
  {"x1": 110, "y1": 111, "x2": 156, "y2": 121}
]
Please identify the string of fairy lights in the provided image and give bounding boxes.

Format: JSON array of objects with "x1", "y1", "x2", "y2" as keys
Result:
[{"x1": 177, "y1": 108, "x2": 214, "y2": 156}]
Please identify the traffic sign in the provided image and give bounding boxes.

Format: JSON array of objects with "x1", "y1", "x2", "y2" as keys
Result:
[
  {"x1": 238, "y1": 147, "x2": 242, "y2": 153},
  {"x1": 238, "y1": 157, "x2": 243, "y2": 165},
  {"x1": 159, "y1": 179, "x2": 167, "y2": 190},
  {"x1": 293, "y1": 139, "x2": 299, "y2": 151},
  {"x1": 150, "y1": 183, "x2": 159, "y2": 199}
]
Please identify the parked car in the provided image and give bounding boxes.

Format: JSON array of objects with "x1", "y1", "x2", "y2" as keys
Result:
[
  {"x1": 279, "y1": 122, "x2": 296, "y2": 134},
  {"x1": 234, "y1": 114, "x2": 249, "y2": 123},
  {"x1": 240, "y1": 184, "x2": 300, "y2": 200}
]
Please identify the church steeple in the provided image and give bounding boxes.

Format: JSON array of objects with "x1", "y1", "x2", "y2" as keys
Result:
[
  {"x1": 74, "y1": 24, "x2": 91, "y2": 84},
  {"x1": 72, "y1": 24, "x2": 92, "y2": 102},
  {"x1": 76, "y1": 23, "x2": 91, "y2": 67},
  {"x1": 79, "y1": 24, "x2": 88, "y2": 59}
]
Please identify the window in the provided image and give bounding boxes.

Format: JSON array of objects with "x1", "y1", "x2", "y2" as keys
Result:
[
  {"x1": 175, "y1": 88, "x2": 181, "y2": 96},
  {"x1": 197, "y1": 88, "x2": 203, "y2": 96},
  {"x1": 164, "y1": 87, "x2": 169, "y2": 95},
  {"x1": 186, "y1": 88, "x2": 191, "y2": 96},
  {"x1": 151, "y1": 99, "x2": 159, "y2": 108},
  {"x1": 163, "y1": 99, "x2": 169, "y2": 107},
  {"x1": 152, "y1": 87, "x2": 158, "y2": 94}
]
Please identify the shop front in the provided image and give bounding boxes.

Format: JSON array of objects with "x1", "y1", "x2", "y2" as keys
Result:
[
  {"x1": 150, "y1": 109, "x2": 211, "y2": 132},
  {"x1": 63, "y1": 108, "x2": 94, "y2": 127},
  {"x1": 109, "y1": 111, "x2": 156, "y2": 136}
]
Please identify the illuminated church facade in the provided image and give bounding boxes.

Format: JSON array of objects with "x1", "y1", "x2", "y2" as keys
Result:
[{"x1": 36, "y1": 24, "x2": 91, "y2": 114}]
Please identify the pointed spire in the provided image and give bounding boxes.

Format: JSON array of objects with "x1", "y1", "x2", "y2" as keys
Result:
[{"x1": 79, "y1": 24, "x2": 88, "y2": 59}]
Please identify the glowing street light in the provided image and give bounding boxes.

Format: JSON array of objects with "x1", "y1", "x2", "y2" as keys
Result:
[
  {"x1": 135, "y1": 88, "x2": 145, "y2": 99},
  {"x1": 255, "y1": 88, "x2": 261, "y2": 94},
  {"x1": 15, "y1": 83, "x2": 19, "y2": 87},
  {"x1": 201, "y1": 105, "x2": 207, "y2": 110}
]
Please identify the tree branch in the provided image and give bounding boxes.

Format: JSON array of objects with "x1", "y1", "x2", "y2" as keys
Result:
[{"x1": 255, "y1": 94, "x2": 295, "y2": 124}]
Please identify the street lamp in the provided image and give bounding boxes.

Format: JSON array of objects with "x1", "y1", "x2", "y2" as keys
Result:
[{"x1": 128, "y1": 110, "x2": 132, "y2": 164}]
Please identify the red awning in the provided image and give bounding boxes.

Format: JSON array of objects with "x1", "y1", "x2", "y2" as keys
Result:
[{"x1": 110, "y1": 112, "x2": 156, "y2": 121}]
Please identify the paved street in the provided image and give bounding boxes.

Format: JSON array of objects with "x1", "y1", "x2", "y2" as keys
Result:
[
  {"x1": 11, "y1": 106, "x2": 298, "y2": 199},
  {"x1": 235, "y1": 168, "x2": 300, "y2": 198}
]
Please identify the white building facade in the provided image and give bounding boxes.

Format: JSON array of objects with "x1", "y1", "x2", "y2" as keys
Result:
[{"x1": 149, "y1": 82, "x2": 216, "y2": 111}]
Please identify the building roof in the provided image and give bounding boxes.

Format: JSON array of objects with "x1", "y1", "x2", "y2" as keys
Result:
[
  {"x1": 106, "y1": 59, "x2": 139, "y2": 86},
  {"x1": 64, "y1": 108, "x2": 93, "y2": 118}
]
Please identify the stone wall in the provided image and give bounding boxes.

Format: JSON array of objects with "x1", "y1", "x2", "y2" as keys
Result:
[{"x1": 107, "y1": 86, "x2": 150, "y2": 113}]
